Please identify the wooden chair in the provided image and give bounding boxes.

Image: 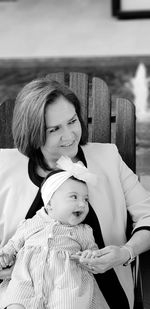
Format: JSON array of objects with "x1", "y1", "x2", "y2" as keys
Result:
[{"x1": 0, "y1": 72, "x2": 143, "y2": 308}]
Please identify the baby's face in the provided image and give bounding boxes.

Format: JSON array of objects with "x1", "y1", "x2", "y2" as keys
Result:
[{"x1": 49, "y1": 178, "x2": 89, "y2": 225}]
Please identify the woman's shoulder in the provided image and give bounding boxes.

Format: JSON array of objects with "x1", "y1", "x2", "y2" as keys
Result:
[
  {"x1": 0, "y1": 148, "x2": 28, "y2": 170},
  {"x1": 0, "y1": 148, "x2": 27, "y2": 161},
  {"x1": 81, "y1": 143, "x2": 120, "y2": 173},
  {"x1": 81, "y1": 142, "x2": 118, "y2": 158}
]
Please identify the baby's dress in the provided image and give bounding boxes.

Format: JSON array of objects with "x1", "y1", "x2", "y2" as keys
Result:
[{"x1": 0, "y1": 208, "x2": 109, "y2": 309}]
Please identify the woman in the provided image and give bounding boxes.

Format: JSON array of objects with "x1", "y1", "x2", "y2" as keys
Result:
[{"x1": 0, "y1": 76, "x2": 150, "y2": 309}]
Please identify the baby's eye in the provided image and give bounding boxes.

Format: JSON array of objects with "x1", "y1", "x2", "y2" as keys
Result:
[
  {"x1": 70, "y1": 194, "x2": 77, "y2": 200},
  {"x1": 85, "y1": 197, "x2": 89, "y2": 203}
]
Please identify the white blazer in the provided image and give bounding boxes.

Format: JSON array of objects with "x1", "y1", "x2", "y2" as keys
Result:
[{"x1": 0, "y1": 143, "x2": 150, "y2": 308}]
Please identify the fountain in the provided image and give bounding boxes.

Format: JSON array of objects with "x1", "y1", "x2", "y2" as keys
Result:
[
  {"x1": 130, "y1": 62, "x2": 150, "y2": 190},
  {"x1": 131, "y1": 62, "x2": 150, "y2": 122}
]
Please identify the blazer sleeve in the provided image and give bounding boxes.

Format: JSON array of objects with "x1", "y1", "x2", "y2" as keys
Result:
[{"x1": 117, "y1": 147, "x2": 150, "y2": 231}]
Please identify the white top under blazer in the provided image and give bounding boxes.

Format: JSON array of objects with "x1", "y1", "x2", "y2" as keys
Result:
[{"x1": 0, "y1": 143, "x2": 150, "y2": 309}]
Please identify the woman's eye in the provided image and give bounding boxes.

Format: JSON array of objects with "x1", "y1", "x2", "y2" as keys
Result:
[
  {"x1": 48, "y1": 127, "x2": 59, "y2": 134},
  {"x1": 68, "y1": 118, "x2": 77, "y2": 125},
  {"x1": 85, "y1": 198, "x2": 89, "y2": 203}
]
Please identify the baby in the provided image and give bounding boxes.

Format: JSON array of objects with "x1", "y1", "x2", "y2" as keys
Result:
[{"x1": 0, "y1": 156, "x2": 109, "y2": 309}]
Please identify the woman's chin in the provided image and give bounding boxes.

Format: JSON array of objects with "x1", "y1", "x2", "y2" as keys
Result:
[{"x1": 60, "y1": 143, "x2": 78, "y2": 158}]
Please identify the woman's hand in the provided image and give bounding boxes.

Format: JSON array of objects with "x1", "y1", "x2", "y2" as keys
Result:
[
  {"x1": 71, "y1": 246, "x2": 130, "y2": 274},
  {"x1": 0, "y1": 265, "x2": 14, "y2": 280}
]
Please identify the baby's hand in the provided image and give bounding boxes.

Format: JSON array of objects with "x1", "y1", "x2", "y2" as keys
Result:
[
  {"x1": 70, "y1": 250, "x2": 100, "y2": 274},
  {"x1": 79, "y1": 250, "x2": 95, "y2": 261},
  {"x1": 70, "y1": 249, "x2": 97, "y2": 262},
  {"x1": 0, "y1": 265, "x2": 14, "y2": 280},
  {"x1": 70, "y1": 251, "x2": 82, "y2": 262},
  {"x1": 0, "y1": 251, "x2": 15, "y2": 270}
]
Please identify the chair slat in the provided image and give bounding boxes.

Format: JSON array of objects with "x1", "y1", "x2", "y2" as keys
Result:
[
  {"x1": 47, "y1": 72, "x2": 65, "y2": 83},
  {"x1": 69, "y1": 72, "x2": 89, "y2": 129},
  {"x1": 115, "y1": 98, "x2": 136, "y2": 172},
  {"x1": 91, "y1": 77, "x2": 111, "y2": 143},
  {"x1": 0, "y1": 100, "x2": 14, "y2": 148}
]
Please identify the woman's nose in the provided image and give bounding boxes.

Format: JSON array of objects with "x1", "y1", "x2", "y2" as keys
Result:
[{"x1": 61, "y1": 127, "x2": 73, "y2": 141}]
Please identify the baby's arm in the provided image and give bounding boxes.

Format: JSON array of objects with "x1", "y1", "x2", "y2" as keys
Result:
[
  {"x1": 0, "y1": 219, "x2": 26, "y2": 270},
  {"x1": 0, "y1": 248, "x2": 15, "y2": 270},
  {"x1": 0, "y1": 239, "x2": 19, "y2": 270},
  {"x1": 71, "y1": 224, "x2": 99, "y2": 261}
]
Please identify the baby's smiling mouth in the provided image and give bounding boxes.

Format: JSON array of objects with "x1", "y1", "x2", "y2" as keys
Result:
[{"x1": 73, "y1": 210, "x2": 83, "y2": 217}]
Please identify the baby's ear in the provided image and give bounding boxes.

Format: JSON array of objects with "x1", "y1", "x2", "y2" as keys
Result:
[
  {"x1": 47, "y1": 202, "x2": 53, "y2": 210},
  {"x1": 45, "y1": 202, "x2": 53, "y2": 214}
]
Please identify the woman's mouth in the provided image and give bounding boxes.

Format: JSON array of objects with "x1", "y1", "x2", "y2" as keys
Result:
[{"x1": 61, "y1": 141, "x2": 75, "y2": 148}]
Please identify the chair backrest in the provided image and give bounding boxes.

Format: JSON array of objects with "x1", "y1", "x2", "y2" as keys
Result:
[
  {"x1": 0, "y1": 72, "x2": 136, "y2": 172},
  {"x1": 0, "y1": 71, "x2": 143, "y2": 308}
]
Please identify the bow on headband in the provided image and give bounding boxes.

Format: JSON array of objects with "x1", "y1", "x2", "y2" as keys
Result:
[
  {"x1": 41, "y1": 156, "x2": 97, "y2": 206},
  {"x1": 57, "y1": 156, "x2": 97, "y2": 184}
]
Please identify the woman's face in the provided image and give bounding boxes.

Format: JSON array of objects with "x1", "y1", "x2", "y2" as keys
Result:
[{"x1": 41, "y1": 95, "x2": 82, "y2": 167}]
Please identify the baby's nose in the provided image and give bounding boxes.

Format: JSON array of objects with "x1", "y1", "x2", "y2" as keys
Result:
[{"x1": 79, "y1": 200, "x2": 85, "y2": 207}]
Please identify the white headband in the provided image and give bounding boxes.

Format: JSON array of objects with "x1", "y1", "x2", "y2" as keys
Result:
[{"x1": 41, "y1": 156, "x2": 97, "y2": 206}]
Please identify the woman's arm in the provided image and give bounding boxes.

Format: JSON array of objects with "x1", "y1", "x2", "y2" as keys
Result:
[
  {"x1": 78, "y1": 147, "x2": 150, "y2": 272},
  {"x1": 124, "y1": 229, "x2": 150, "y2": 263},
  {"x1": 76, "y1": 230, "x2": 150, "y2": 273}
]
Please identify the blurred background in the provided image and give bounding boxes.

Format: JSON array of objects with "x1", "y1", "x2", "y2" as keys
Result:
[
  {"x1": 0, "y1": 0, "x2": 150, "y2": 188},
  {"x1": 0, "y1": 0, "x2": 150, "y2": 307}
]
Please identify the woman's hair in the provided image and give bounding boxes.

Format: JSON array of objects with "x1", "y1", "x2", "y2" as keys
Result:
[{"x1": 12, "y1": 76, "x2": 88, "y2": 169}]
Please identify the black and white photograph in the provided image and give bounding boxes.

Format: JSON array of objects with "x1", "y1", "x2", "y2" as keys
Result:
[{"x1": 0, "y1": 1, "x2": 150, "y2": 309}]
